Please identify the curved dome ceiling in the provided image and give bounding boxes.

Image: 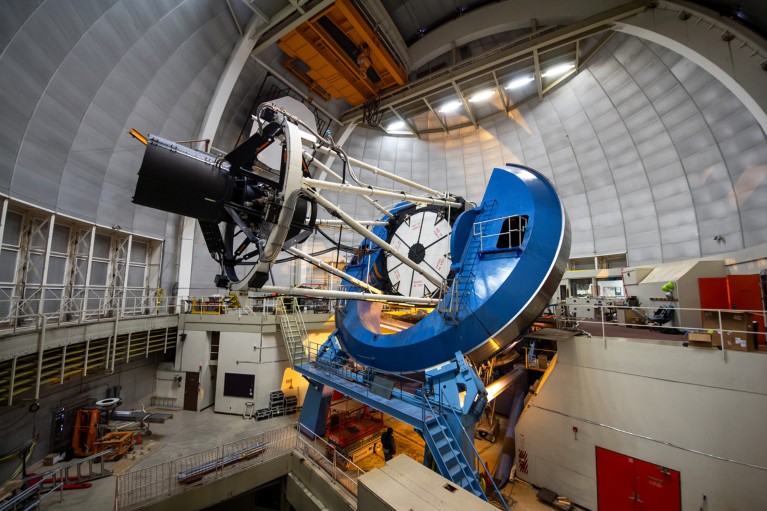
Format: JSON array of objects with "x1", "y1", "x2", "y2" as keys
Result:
[
  {"x1": 1, "y1": 0, "x2": 765, "y2": 290},
  {"x1": 332, "y1": 33, "x2": 767, "y2": 266}
]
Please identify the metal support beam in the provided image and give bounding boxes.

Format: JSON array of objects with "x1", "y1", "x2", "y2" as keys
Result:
[
  {"x1": 37, "y1": 215, "x2": 55, "y2": 317},
  {"x1": 422, "y1": 98, "x2": 448, "y2": 133},
  {"x1": 8, "y1": 357, "x2": 16, "y2": 406},
  {"x1": 389, "y1": 106, "x2": 420, "y2": 139},
  {"x1": 251, "y1": 0, "x2": 335, "y2": 56},
  {"x1": 120, "y1": 235, "x2": 133, "y2": 318},
  {"x1": 340, "y1": 0, "x2": 650, "y2": 123},
  {"x1": 259, "y1": 285, "x2": 439, "y2": 306},
  {"x1": 242, "y1": 0, "x2": 270, "y2": 23},
  {"x1": 302, "y1": 178, "x2": 459, "y2": 207},
  {"x1": 225, "y1": 0, "x2": 243, "y2": 36},
  {"x1": 316, "y1": 219, "x2": 388, "y2": 227},
  {"x1": 532, "y1": 19, "x2": 544, "y2": 101},
  {"x1": 313, "y1": 145, "x2": 449, "y2": 197},
  {"x1": 285, "y1": 246, "x2": 382, "y2": 295},
  {"x1": 491, "y1": 71, "x2": 509, "y2": 112},
  {"x1": 81, "y1": 227, "x2": 96, "y2": 322},
  {"x1": 578, "y1": 31, "x2": 615, "y2": 69},
  {"x1": 304, "y1": 152, "x2": 395, "y2": 218},
  {"x1": 452, "y1": 80, "x2": 477, "y2": 128},
  {"x1": 304, "y1": 189, "x2": 446, "y2": 291}
]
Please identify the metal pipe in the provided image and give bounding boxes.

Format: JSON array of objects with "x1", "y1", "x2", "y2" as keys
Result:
[
  {"x1": 315, "y1": 219, "x2": 388, "y2": 227},
  {"x1": 285, "y1": 246, "x2": 382, "y2": 295},
  {"x1": 9, "y1": 357, "x2": 16, "y2": 406},
  {"x1": 303, "y1": 151, "x2": 394, "y2": 218},
  {"x1": 302, "y1": 178, "x2": 459, "y2": 207},
  {"x1": 34, "y1": 315, "x2": 47, "y2": 401},
  {"x1": 314, "y1": 145, "x2": 447, "y2": 197},
  {"x1": 305, "y1": 188, "x2": 446, "y2": 291},
  {"x1": 258, "y1": 285, "x2": 438, "y2": 306}
]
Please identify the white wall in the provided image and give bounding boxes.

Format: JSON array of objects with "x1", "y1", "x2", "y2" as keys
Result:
[
  {"x1": 515, "y1": 336, "x2": 767, "y2": 509},
  {"x1": 214, "y1": 332, "x2": 290, "y2": 414},
  {"x1": 176, "y1": 331, "x2": 214, "y2": 411}
]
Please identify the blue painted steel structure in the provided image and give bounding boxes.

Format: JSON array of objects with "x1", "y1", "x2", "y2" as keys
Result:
[
  {"x1": 297, "y1": 164, "x2": 569, "y2": 503},
  {"x1": 335, "y1": 164, "x2": 570, "y2": 372}
]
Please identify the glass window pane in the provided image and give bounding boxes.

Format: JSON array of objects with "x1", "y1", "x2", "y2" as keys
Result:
[
  {"x1": 30, "y1": 219, "x2": 49, "y2": 249},
  {"x1": 93, "y1": 234, "x2": 111, "y2": 259},
  {"x1": 90, "y1": 262, "x2": 109, "y2": 285},
  {"x1": 0, "y1": 250, "x2": 18, "y2": 283},
  {"x1": 77, "y1": 230, "x2": 91, "y2": 255},
  {"x1": 130, "y1": 242, "x2": 148, "y2": 263},
  {"x1": 74, "y1": 258, "x2": 87, "y2": 286},
  {"x1": 2, "y1": 212, "x2": 23, "y2": 246},
  {"x1": 128, "y1": 265, "x2": 145, "y2": 287},
  {"x1": 27, "y1": 253, "x2": 44, "y2": 284},
  {"x1": 46, "y1": 256, "x2": 67, "y2": 285},
  {"x1": 51, "y1": 224, "x2": 70, "y2": 253}
]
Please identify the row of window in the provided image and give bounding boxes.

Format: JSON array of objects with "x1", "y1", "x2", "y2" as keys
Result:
[{"x1": 0, "y1": 198, "x2": 162, "y2": 324}]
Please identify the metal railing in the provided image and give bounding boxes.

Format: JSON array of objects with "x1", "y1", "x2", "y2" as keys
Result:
[
  {"x1": 114, "y1": 422, "x2": 363, "y2": 511},
  {"x1": 557, "y1": 303, "x2": 766, "y2": 355},
  {"x1": 472, "y1": 215, "x2": 527, "y2": 253},
  {"x1": 441, "y1": 401, "x2": 511, "y2": 511},
  {"x1": 1, "y1": 449, "x2": 113, "y2": 511}
]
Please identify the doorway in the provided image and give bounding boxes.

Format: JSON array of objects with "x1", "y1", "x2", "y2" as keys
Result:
[
  {"x1": 596, "y1": 447, "x2": 680, "y2": 510},
  {"x1": 184, "y1": 371, "x2": 200, "y2": 411}
]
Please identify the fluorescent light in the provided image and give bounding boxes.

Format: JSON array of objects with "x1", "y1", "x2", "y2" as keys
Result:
[
  {"x1": 506, "y1": 75, "x2": 534, "y2": 89},
  {"x1": 542, "y1": 63, "x2": 575, "y2": 78},
  {"x1": 468, "y1": 89, "x2": 495, "y2": 103},
  {"x1": 387, "y1": 121, "x2": 406, "y2": 131},
  {"x1": 438, "y1": 100, "x2": 462, "y2": 114}
]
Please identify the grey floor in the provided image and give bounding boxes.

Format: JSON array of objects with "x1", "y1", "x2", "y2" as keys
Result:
[{"x1": 35, "y1": 407, "x2": 554, "y2": 511}]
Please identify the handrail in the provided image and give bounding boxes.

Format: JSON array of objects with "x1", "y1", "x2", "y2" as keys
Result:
[
  {"x1": 114, "y1": 422, "x2": 363, "y2": 511},
  {"x1": 442, "y1": 402, "x2": 511, "y2": 511},
  {"x1": 1, "y1": 449, "x2": 114, "y2": 511}
]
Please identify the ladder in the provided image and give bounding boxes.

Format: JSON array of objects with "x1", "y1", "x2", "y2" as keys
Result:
[
  {"x1": 441, "y1": 200, "x2": 498, "y2": 323},
  {"x1": 276, "y1": 297, "x2": 308, "y2": 366},
  {"x1": 422, "y1": 410, "x2": 486, "y2": 499}
]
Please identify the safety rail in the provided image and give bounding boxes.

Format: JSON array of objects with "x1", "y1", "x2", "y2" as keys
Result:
[
  {"x1": 0, "y1": 292, "x2": 177, "y2": 335},
  {"x1": 296, "y1": 431, "x2": 363, "y2": 496},
  {"x1": 1, "y1": 449, "x2": 113, "y2": 511},
  {"x1": 114, "y1": 422, "x2": 363, "y2": 511},
  {"x1": 304, "y1": 341, "x2": 429, "y2": 410},
  {"x1": 557, "y1": 303, "x2": 766, "y2": 356},
  {"x1": 472, "y1": 215, "x2": 527, "y2": 254},
  {"x1": 0, "y1": 293, "x2": 334, "y2": 335},
  {"x1": 441, "y1": 401, "x2": 511, "y2": 510}
]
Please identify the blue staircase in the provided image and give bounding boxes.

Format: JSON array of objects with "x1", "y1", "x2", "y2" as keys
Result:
[
  {"x1": 441, "y1": 200, "x2": 498, "y2": 323},
  {"x1": 422, "y1": 412, "x2": 486, "y2": 499}
]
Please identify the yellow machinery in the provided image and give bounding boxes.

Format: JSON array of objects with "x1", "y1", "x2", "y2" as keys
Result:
[
  {"x1": 93, "y1": 432, "x2": 134, "y2": 461},
  {"x1": 72, "y1": 409, "x2": 102, "y2": 457},
  {"x1": 278, "y1": 0, "x2": 406, "y2": 106}
]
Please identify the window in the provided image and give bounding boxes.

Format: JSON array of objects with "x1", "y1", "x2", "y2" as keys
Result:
[{"x1": 496, "y1": 215, "x2": 528, "y2": 249}]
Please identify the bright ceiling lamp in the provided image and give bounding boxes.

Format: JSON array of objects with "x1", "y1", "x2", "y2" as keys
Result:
[
  {"x1": 506, "y1": 75, "x2": 534, "y2": 89},
  {"x1": 438, "y1": 100, "x2": 462, "y2": 114},
  {"x1": 468, "y1": 89, "x2": 495, "y2": 103},
  {"x1": 542, "y1": 63, "x2": 575, "y2": 78},
  {"x1": 387, "y1": 120, "x2": 406, "y2": 132}
]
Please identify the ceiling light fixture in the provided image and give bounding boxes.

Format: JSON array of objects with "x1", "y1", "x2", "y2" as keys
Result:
[
  {"x1": 438, "y1": 100, "x2": 462, "y2": 114},
  {"x1": 468, "y1": 89, "x2": 495, "y2": 103},
  {"x1": 387, "y1": 120, "x2": 406, "y2": 131},
  {"x1": 506, "y1": 75, "x2": 534, "y2": 89},
  {"x1": 542, "y1": 63, "x2": 575, "y2": 78}
]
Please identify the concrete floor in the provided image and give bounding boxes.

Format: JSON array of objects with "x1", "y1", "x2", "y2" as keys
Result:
[{"x1": 35, "y1": 407, "x2": 556, "y2": 511}]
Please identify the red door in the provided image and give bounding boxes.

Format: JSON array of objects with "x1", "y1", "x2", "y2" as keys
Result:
[
  {"x1": 726, "y1": 275, "x2": 765, "y2": 344},
  {"x1": 596, "y1": 447, "x2": 680, "y2": 511},
  {"x1": 634, "y1": 458, "x2": 681, "y2": 510}
]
